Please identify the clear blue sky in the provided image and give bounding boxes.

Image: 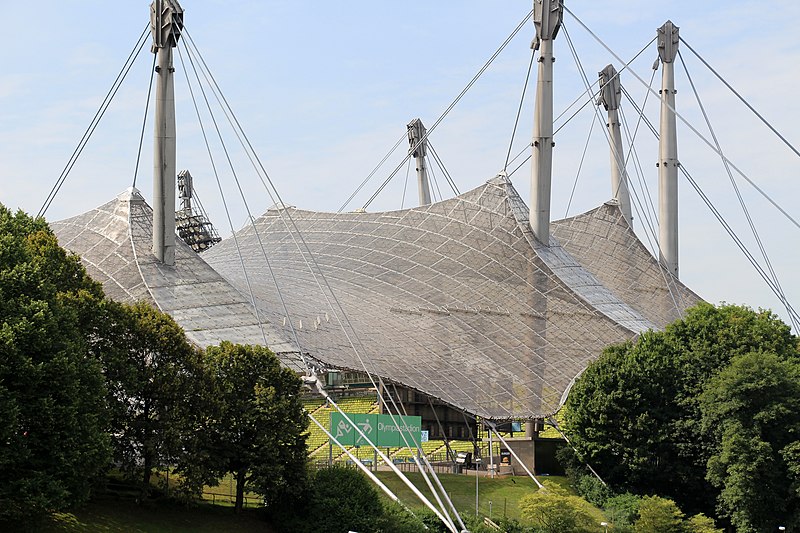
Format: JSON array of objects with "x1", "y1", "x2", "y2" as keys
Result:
[{"x1": 1, "y1": 1, "x2": 798, "y2": 327}]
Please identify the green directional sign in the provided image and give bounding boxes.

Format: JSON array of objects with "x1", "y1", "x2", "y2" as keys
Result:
[{"x1": 330, "y1": 412, "x2": 422, "y2": 448}]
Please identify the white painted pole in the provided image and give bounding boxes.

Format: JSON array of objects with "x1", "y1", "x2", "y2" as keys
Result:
[
  {"x1": 407, "y1": 118, "x2": 432, "y2": 206},
  {"x1": 657, "y1": 21, "x2": 680, "y2": 278},
  {"x1": 598, "y1": 65, "x2": 633, "y2": 227},
  {"x1": 151, "y1": 0, "x2": 182, "y2": 266},
  {"x1": 489, "y1": 429, "x2": 494, "y2": 478},
  {"x1": 529, "y1": 0, "x2": 562, "y2": 245}
]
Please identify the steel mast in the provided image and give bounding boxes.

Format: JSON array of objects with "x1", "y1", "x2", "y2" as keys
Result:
[
  {"x1": 407, "y1": 118, "x2": 432, "y2": 206},
  {"x1": 657, "y1": 21, "x2": 679, "y2": 277},
  {"x1": 150, "y1": 0, "x2": 184, "y2": 265},
  {"x1": 598, "y1": 64, "x2": 633, "y2": 227},
  {"x1": 529, "y1": 0, "x2": 563, "y2": 245}
]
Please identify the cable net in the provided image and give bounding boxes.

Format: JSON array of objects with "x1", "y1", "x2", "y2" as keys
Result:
[{"x1": 51, "y1": 178, "x2": 700, "y2": 420}]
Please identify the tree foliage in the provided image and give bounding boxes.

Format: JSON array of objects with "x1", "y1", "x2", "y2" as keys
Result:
[
  {"x1": 563, "y1": 303, "x2": 798, "y2": 517},
  {"x1": 700, "y1": 351, "x2": 800, "y2": 531},
  {"x1": 305, "y1": 465, "x2": 383, "y2": 533},
  {"x1": 685, "y1": 513, "x2": 722, "y2": 533},
  {"x1": 518, "y1": 481, "x2": 598, "y2": 533},
  {"x1": 100, "y1": 301, "x2": 207, "y2": 489},
  {"x1": 633, "y1": 495, "x2": 684, "y2": 532},
  {"x1": 0, "y1": 205, "x2": 110, "y2": 522},
  {"x1": 181, "y1": 342, "x2": 308, "y2": 513}
]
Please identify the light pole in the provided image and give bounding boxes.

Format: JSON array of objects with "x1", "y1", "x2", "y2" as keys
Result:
[
  {"x1": 600, "y1": 521, "x2": 609, "y2": 532},
  {"x1": 475, "y1": 456, "x2": 482, "y2": 516},
  {"x1": 778, "y1": 527, "x2": 785, "y2": 532}
]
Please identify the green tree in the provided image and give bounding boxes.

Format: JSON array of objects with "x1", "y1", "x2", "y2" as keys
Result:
[
  {"x1": 604, "y1": 492, "x2": 641, "y2": 531},
  {"x1": 633, "y1": 496, "x2": 684, "y2": 532},
  {"x1": 563, "y1": 303, "x2": 798, "y2": 516},
  {"x1": 99, "y1": 301, "x2": 207, "y2": 491},
  {"x1": 182, "y1": 342, "x2": 308, "y2": 512},
  {"x1": 0, "y1": 205, "x2": 110, "y2": 523},
  {"x1": 686, "y1": 513, "x2": 722, "y2": 533},
  {"x1": 700, "y1": 351, "x2": 800, "y2": 532},
  {"x1": 518, "y1": 481, "x2": 597, "y2": 533},
  {"x1": 305, "y1": 465, "x2": 383, "y2": 533}
]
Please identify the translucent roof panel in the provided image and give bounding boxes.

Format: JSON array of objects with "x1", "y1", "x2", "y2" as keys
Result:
[
  {"x1": 203, "y1": 177, "x2": 655, "y2": 419},
  {"x1": 552, "y1": 202, "x2": 702, "y2": 328},
  {"x1": 51, "y1": 188, "x2": 306, "y2": 372}
]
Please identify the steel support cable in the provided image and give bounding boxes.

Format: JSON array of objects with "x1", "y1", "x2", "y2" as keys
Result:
[
  {"x1": 617, "y1": 105, "x2": 687, "y2": 317},
  {"x1": 616, "y1": 102, "x2": 667, "y2": 270},
  {"x1": 181, "y1": 39, "x2": 459, "y2": 489},
  {"x1": 182, "y1": 31, "x2": 445, "y2": 427},
  {"x1": 338, "y1": 131, "x2": 408, "y2": 213},
  {"x1": 544, "y1": 417, "x2": 608, "y2": 486},
  {"x1": 563, "y1": 112, "x2": 597, "y2": 217},
  {"x1": 620, "y1": 69, "x2": 660, "y2": 229},
  {"x1": 624, "y1": 82, "x2": 800, "y2": 328},
  {"x1": 484, "y1": 422, "x2": 544, "y2": 489},
  {"x1": 175, "y1": 45, "x2": 270, "y2": 348},
  {"x1": 562, "y1": 24, "x2": 628, "y2": 202},
  {"x1": 428, "y1": 142, "x2": 460, "y2": 196},
  {"x1": 552, "y1": 35, "x2": 656, "y2": 137},
  {"x1": 678, "y1": 50, "x2": 797, "y2": 329},
  {"x1": 180, "y1": 32, "x2": 462, "y2": 529},
  {"x1": 553, "y1": 94, "x2": 595, "y2": 137},
  {"x1": 564, "y1": 4, "x2": 800, "y2": 232},
  {"x1": 388, "y1": 383, "x2": 465, "y2": 532},
  {"x1": 681, "y1": 166, "x2": 800, "y2": 326},
  {"x1": 679, "y1": 37, "x2": 800, "y2": 160},
  {"x1": 132, "y1": 53, "x2": 158, "y2": 188},
  {"x1": 426, "y1": 154, "x2": 445, "y2": 203},
  {"x1": 173, "y1": 43, "x2": 532, "y2": 504},
  {"x1": 362, "y1": 9, "x2": 535, "y2": 210},
  {"x1": 563, "y1": 22, "x2": 690, "y2": 359},
  {"x1": 180, "y1": 28, "x2": 549, "y2": 440},
  {"x1": 504, "y1": 48, "x2": 536, "y2": 172},
  {"x1": 389, "y1": 390, "x2": 465, "y2": 532},
  {"x1": 180, "y1": 42, "x2": 311, "y2": 364},
  {"x1": 400, "y1": 157, "x2": 412, "y2": 209},
  {"x1": 307, "y1": 412, "x2": 434, "y2": 530},
  {"x1": 39, "y1": 24, "x2": 150, "y2": 217},
  {"x1": 185, "y1": 36, "x2": 456, "y2": 525},
  {"x1": 307, "y1": 413, "x2": 401, "y2": 504}
]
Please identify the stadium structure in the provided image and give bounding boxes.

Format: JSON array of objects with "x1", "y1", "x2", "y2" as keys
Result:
[{"x1": 51, "y1": 0, "x2": 701, "y2": 467}]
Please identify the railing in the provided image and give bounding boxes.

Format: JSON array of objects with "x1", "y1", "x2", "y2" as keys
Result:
[{"x1": 202, "y1": 491, "x2": 262, "y2": 508}]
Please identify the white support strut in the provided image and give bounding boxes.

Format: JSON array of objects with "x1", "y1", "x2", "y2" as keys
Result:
[
  {"x1": 151, "y1": 0, "x2": 183, "y2": 265},
  {"x1": 657, "y1": 20, "x2": 680, "y2": 278},
  {"x1": 408, "y1": 118, "x2": 432, "y2": 206},
  {"x1": 309, "y1": 378, "x2": 459, "y2": 533},
  {"x1": 529, "y1": 0, "x2": 563, "y2": 244},
  {"x1": 598, "y1": 64, "x2": 633, "y2": 227}
]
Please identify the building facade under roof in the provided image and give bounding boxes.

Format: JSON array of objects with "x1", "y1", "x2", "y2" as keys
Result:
[{"x1": 51, "y1": 177, "x2": 700, "y2": 421}]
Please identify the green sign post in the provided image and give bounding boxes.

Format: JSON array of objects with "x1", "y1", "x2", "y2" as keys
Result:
[{"x1": 329, "y1": 413, "x2": 422, "y2": 447}]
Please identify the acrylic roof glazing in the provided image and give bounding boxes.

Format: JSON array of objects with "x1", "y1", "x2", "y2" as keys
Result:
[
  {"x1": 202, "y1": 177, "x2": 661, "y2": 419},
  {"x1": 52, "y1": 178, "x2": 699, "y2": 420}
]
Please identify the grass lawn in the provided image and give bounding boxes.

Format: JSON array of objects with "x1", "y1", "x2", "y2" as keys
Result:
[
  {"x1": 375, "y1": 471, "x2": 575, "y2": 521},
  {"x1": 42, "y1": 499, "x2": 272, "y2": 533}
]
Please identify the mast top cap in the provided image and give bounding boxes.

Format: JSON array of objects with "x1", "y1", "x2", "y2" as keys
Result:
[{"x1": 150, "y1": 0, "x2": 184, "y2": 52}]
